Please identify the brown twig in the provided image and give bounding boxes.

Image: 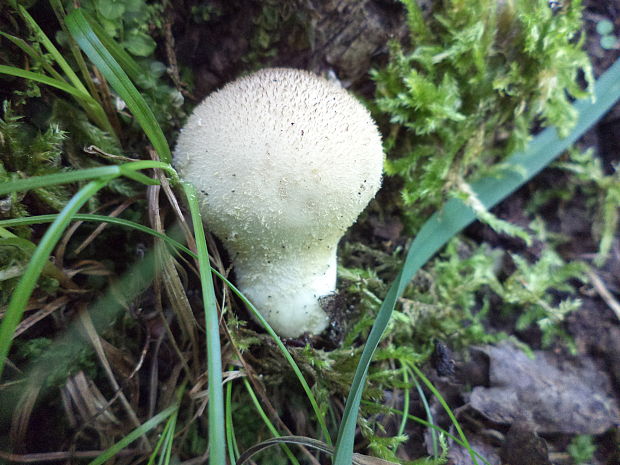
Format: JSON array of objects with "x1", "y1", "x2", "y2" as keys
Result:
[
  {"x1": 586, "y1": 269, "x2": 620, "y2": 321},
  {"x1": 161, "y1": 4, "x2": 196, "y2": 101},
  {"x1": 91, "y1": 66, "x2": 123, "y2": 138},
  {"x1": 74, "y1": 197, "x2": 136, "y2": 255}
]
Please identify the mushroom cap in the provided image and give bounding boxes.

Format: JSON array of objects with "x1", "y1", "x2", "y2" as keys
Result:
[{"x1": 174, "y1": 68, "x2": 384, "y2": 256}]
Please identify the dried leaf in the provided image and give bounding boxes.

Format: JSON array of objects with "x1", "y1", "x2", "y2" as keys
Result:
[{"x1": 469, "y1": 342, "x2": 620, "y2": 434}]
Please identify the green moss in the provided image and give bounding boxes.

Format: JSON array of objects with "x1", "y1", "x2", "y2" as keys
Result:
[
  {"x1": 567, "y1": 434, "x2": 597, "y2": 464},
  {"x1": 552, "y1": 148, "x2": 620, "y2": 266},
  {"x1": 0, "y1": 102, "x2": 70, "y2": 214},
  {"x1": 373, "y1": 0, "x2": 592, "y2": 232},
  {"x1": 339, "y1": 231, "x2": 586, "y2": 358}
]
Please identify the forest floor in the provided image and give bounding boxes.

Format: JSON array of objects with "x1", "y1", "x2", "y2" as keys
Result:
[{"x1": 0, "y1": 0, "x2": 619, "y2": 464}]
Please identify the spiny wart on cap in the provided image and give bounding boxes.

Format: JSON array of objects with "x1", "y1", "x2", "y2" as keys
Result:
[{"x1": 174, "y1": 68, "x2": 384, "y2": 338}]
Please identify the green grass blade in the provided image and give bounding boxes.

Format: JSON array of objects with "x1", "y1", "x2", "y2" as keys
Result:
[
  {"x1": 243, "y1": 377, "x2": 301, "y2": 465},
  {"x1": 0, "y1": 161, "x2": 173, "y2": 196},
  {"x1": 148, "y1": 386, "x2": 183, "y2": 465},
  {"x1": 182, "y1": 182, "x2": 226, "y2": 465},
  {"x1": 410, "y1": 367, "x2": 437, "y2": 457},
  {"x1": 158, "y1": 418, "x2": 177, "y2": 465},
  {"x1": 410, "y1": 364, "x2": 477, "y2": 462},
  {"x1": 146, "y1": 420, "x2": 170, "y2": 465},
  {"x1": 119, "y1": 160, "x2": 178, "y2": 180},
  {"x1": 65, "y1": 9, "x2": 172, "y2": 164},
  {"x1": 231, "y1": 284, "x2": 333, "y2": 446},
  {"x1": 186, "y1": 182, "x2": 329, "y2": 457},
  {"x1": 0, "y1": 31, "x2": 66, "y2": 82},
  {"x1": 333, "y1": 57, "x2": 620, "y2": 465},
  {"x1": 15, "y1": 5, "x2": 115, "y2": 135},
  {"x1": 362, "y1": 402, "x2": 492, "y2": 465},
  {"x1": 0, "y1": 178, "x2": 112, "y2": 380},
  {"x1": 18, "y1": 5, "x2": 88, "y2": 94},
  {"x1": 118, "y1": 169, "x2": 161, "y2": 186},
  {"x1": 0, "y1": 214, "x2": 193, "y2": 257},
  {"x1": 0, "y1": 167, "x2": 119, "y2": 195},
  {"x1": 0, "y1": 65, "x2": 90, "y2": 100},
  {"x1": 87, "y1": 405, "x2": 178, "y2": 465},
  {"x1": 226, "y1": 371, "x2": 241, "y2": 464},
  {"x1": 0, "y1": 64, "x2": 113, "y2": 136},
  {"x1": 393, "y1": 364, "x2": 410, "y2": 452},
  {"x1": 48, "y1": 0, "x2": 107, "y2": 105},
  {"x1": 237, "y1": 436, "x2": 332, "y2": 465},
  {"x1": 76, "y1": 9, "x2": 143, "y2": 83},
  {"x1": 237, "y1": 435, "x2": 404, "y2": 465}
]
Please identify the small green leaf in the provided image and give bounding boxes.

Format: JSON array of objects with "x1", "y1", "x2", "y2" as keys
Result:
[
  {"x1": 600, "y1": 35, "x2": 618, "y2": 50},
  {"x1": 125, "y1": 0, "x2": 145, "y2": 13},
  {"x1": 149, "y1": 60, "x2": 167, "y2": 78},
  {"x1": 124, "y1": 31, "x2": 156, "y2": 57},
  {"x1": 96, "y1": 0, "x2": 125, "y2": 20},
  {"x1": 596, "y1": 19, "x2": 614, "y2": 36},
  {"x1": 0, "y1": 65, "x2": 87, "y2": 100}
]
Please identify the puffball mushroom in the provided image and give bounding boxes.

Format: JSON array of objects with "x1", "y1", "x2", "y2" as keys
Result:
[{"x1": 174, "y1": 68, "x2": 384, "y2": 338}]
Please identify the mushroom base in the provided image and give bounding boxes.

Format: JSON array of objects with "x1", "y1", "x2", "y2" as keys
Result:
[{"x1": 232, "y1": 247, "x2": 337, "y2": 338}]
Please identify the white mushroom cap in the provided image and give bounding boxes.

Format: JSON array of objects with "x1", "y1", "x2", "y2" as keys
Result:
[{"x1": 174, "y1": 68, "x2": 383, "y2": 337}]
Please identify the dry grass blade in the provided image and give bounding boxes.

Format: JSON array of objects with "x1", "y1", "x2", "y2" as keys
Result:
[
  {"x1": 90, "y1": 66, "x2": 122, "y2": 137},
  {"x1": 54, "y1": 197, "x2": 136, "y2": 267},
  {"x1": 54, "y1": 219, "x2": 84, "y2": 269},
  {"x1": 61, "y1": 371, "x2": 121, "y2": 431},
  {"x1": 83, "y1": 145, "x2": 136, "y2": 162},
  {"x1": 65, "y1": 9, "x2": 172, "y2": 162},
  {"x1": 148, "y1": 148, "x2": 196, "y2": 252},
  {"x1": 586, "y1": 268, "x2": 620, "y2": 320},
  {"x1": 13, "y1": 296, "x2": 70, "y2": 338},
  {"x1": 148, "y1": 183, "x2": 201, "y2": 378},
  {"x1": 65, "y1": 260, "x2": 114, "y2": 280},
  {"x1": 161, "y1": 9, "x2": 195, "y2": 101},
  {"x1": 158, "y1": 255, "x2": 199, "y2": 358},
  {"x1": 73, "y1": 197, "x2": 136, "y2": 255},
  {"x1": 78, "y1": 308, "x2": 150, "y2": 449},
  {"x1": 9, "y1": 383, "x2": 41, "y2": 451},
  {"x1": 148, "y1": 277, "x2": 194, "y2": 416}
]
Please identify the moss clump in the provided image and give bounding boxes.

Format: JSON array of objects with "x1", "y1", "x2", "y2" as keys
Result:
[
  {"x1": 373, "y1": 0, "x2": 592, "y2": 231},
  {"x1": 0, "y1": 102, "x2": 69, "y2": 216}
]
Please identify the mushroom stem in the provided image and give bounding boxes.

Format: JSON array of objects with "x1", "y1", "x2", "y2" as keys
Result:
[{"x1": 233, "y1": 246, "x2": 336, "y2": 337}]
